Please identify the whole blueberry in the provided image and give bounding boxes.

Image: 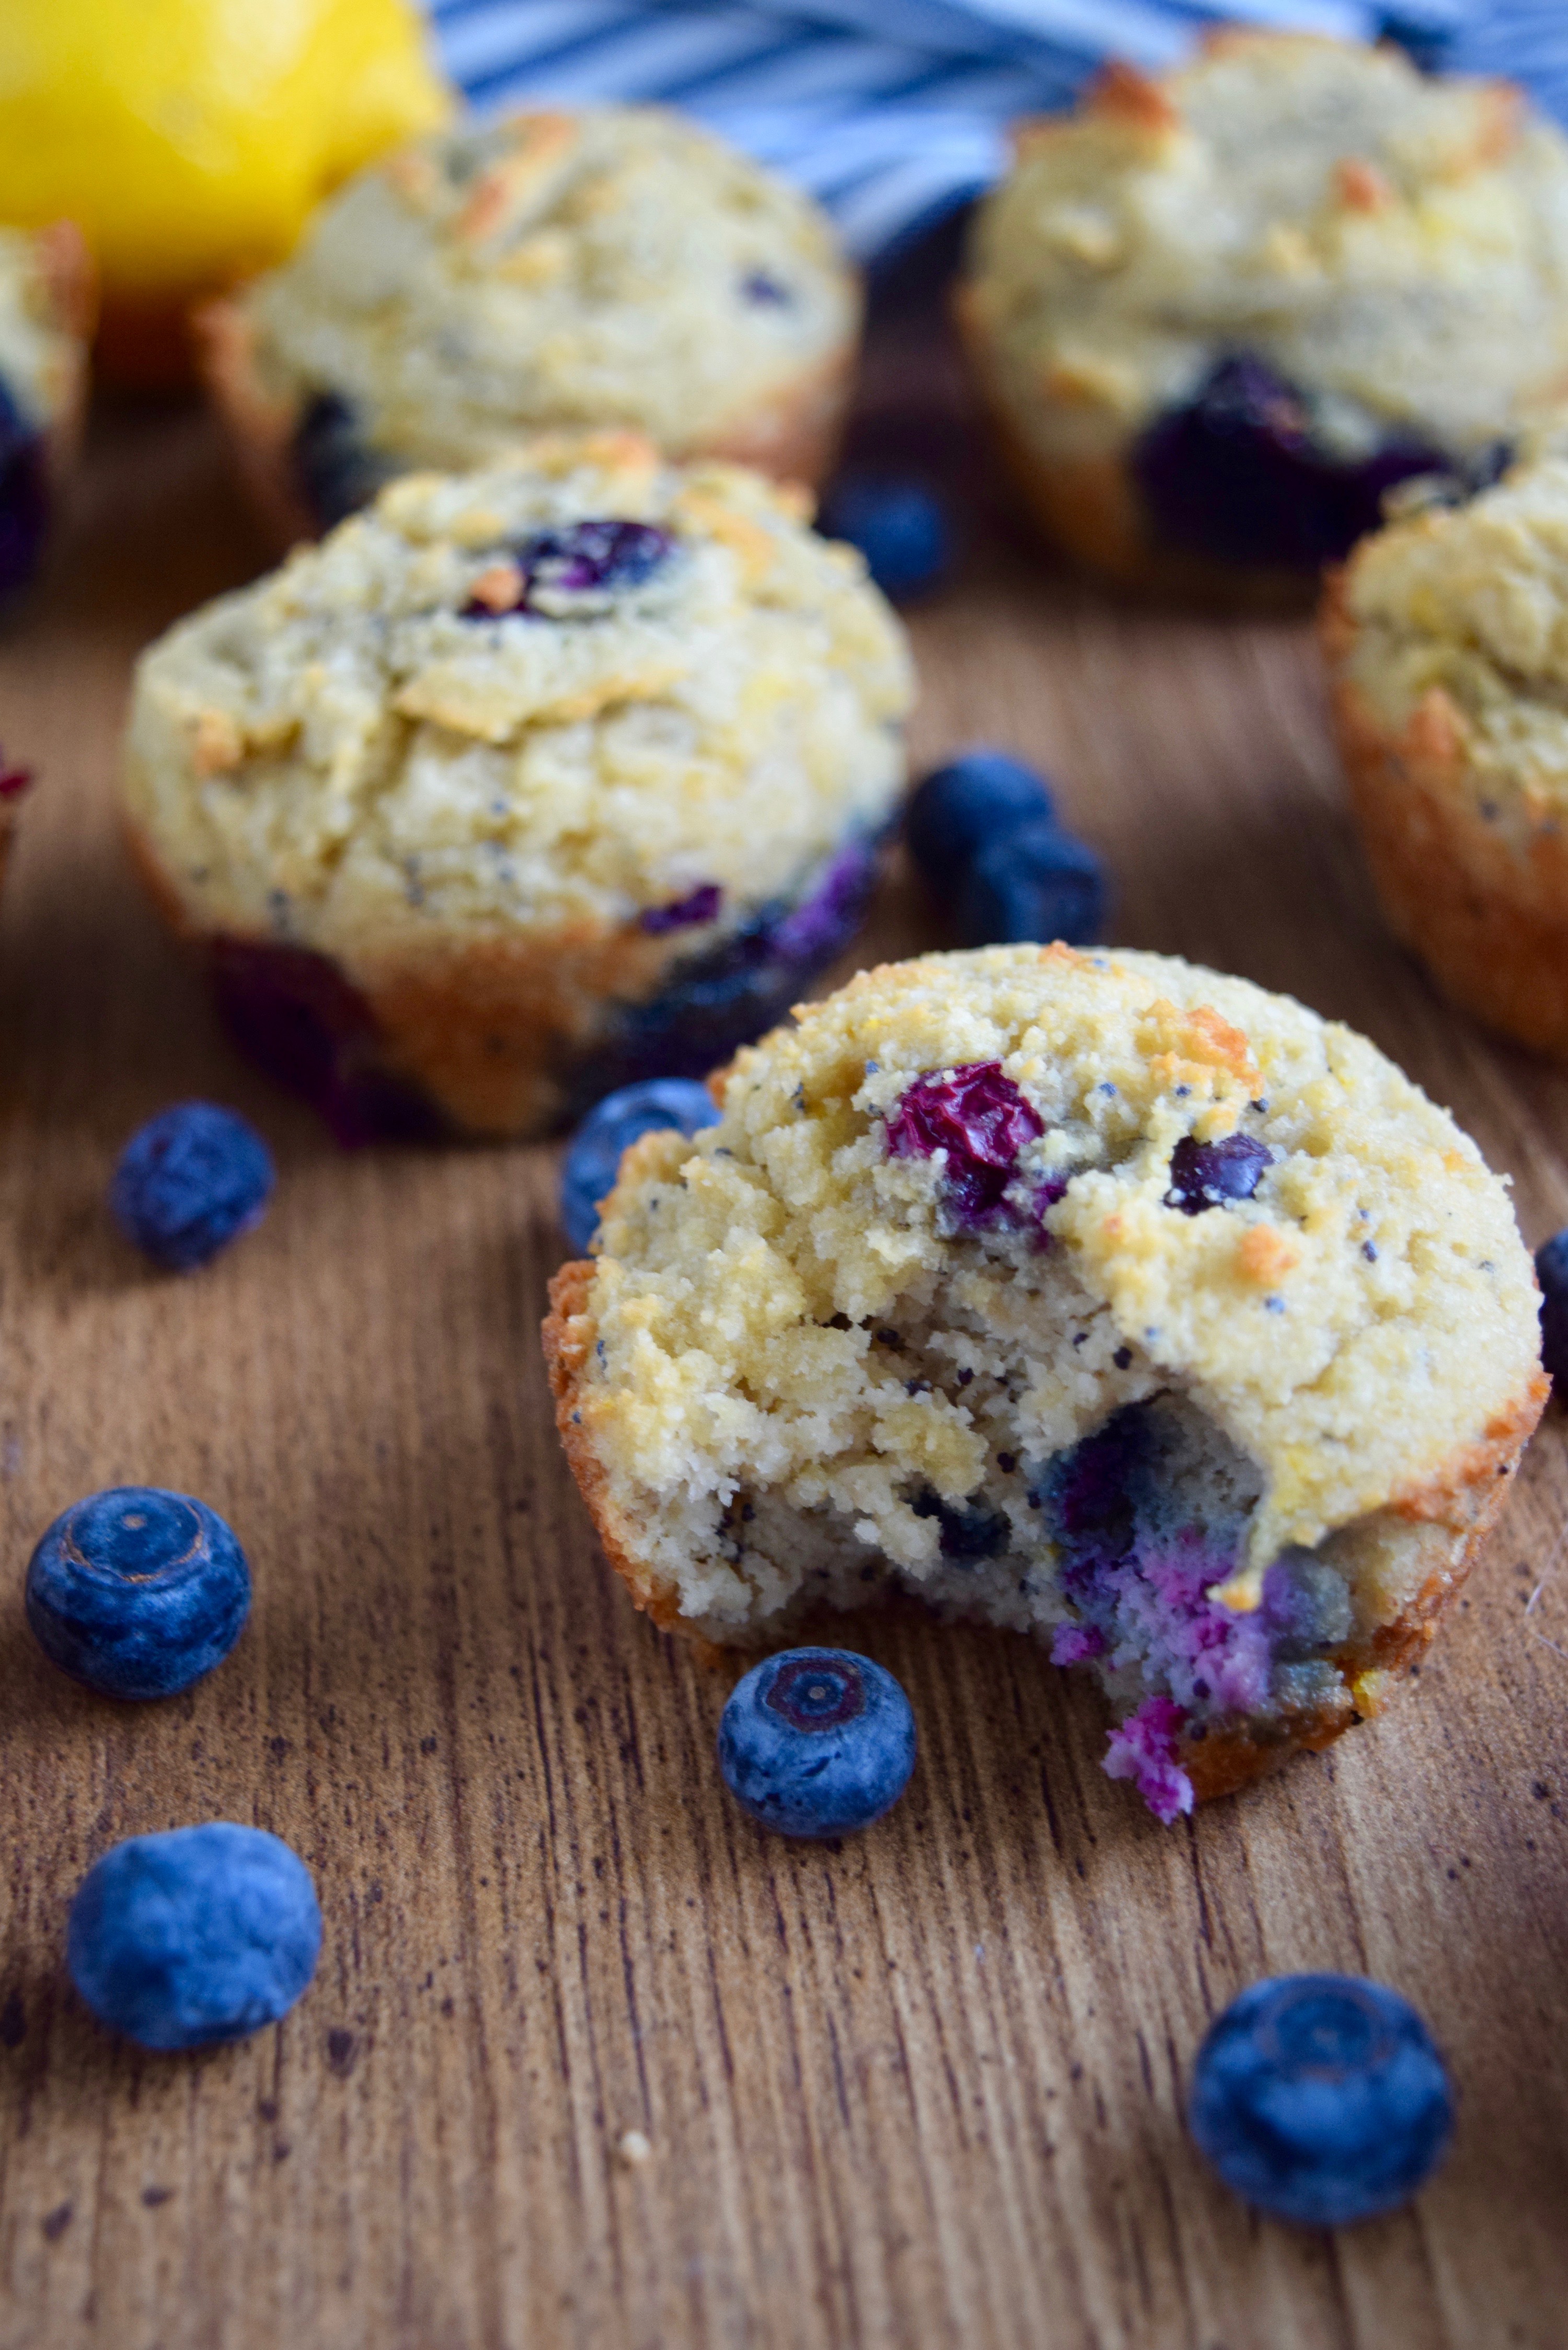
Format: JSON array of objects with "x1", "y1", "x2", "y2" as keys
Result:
[
  {"x1": 820, "y1": 473, "x2": 951, "y2": 602},
  {"x1": 560, "y1": 1077, "x2": 717, "y2": 1254},
  {"x1": 110, "y1": 1102, "x2": 275, "y2": 1272},
  {"x1": 718, "y1": 1648, "x2": 916, "y2": 1837},
  {"x1": 291, "y1": 391, "x2": 393, "y2": 529},
  {"x1": 1190, "y1": 1974, "x2": 1454, "y2": 2227},
  {"x1": 67, "y1": 1823, "x2": 321, "y2": 2052},
  {"x1": 905, "y1": 751, "x2": 1055, "y2": 888},
  {"x1": 1535, "y1": 1229, "x2": 1568, "y2": 1388},
  {"x1": 26, "y1": 1486, "x2": 251, "y2": 1700},
  {"x1": 955, "y1": 819, "x2": 1106, "y2": 948},
  {"x1": 0, "y1": 375, "x2": 48, "y2": 603},
  {"x1": 1166, "y1": 1132, "x2": 1272, "y2": 1215}
]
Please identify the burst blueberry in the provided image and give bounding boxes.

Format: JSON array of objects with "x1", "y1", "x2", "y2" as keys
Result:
[
  {"x1": 1132, "y1": 352, "x2": 1483, "y2": 573},
  {"x1": 560, "y1": 1077, "x2": 717, "y2": 1254},
  {"x1": 110, "y1": 1101, "x2": 275, "y2": 1271},
  {"x1": 885, "y1": 1062, "x2": 1043, "y2": 1226},
  {"x1": 1166, "y1": 1132, "x2": 1272, "y2": 1215},
  {"x1": 462, "y1": 520, "x2": 674, "y2": 617},
  {"x1": 905, "y1": 750, "x2": 1055, "y2": 885},
  {"x1": 1535, "y1": 1229, "x2": 1568, "y2": 1389},
  {"x1": 1190, "y1": 1974, "x2": 1455, "y2": 2226},
  {"x1": 820, "y1": 471, "x2": 951, "y2": 602},
  {"x1": 26, "y1": 1485, "x2": 251, "y2": 1700},
  {"x1": 956, "y1": 818, "x2": 1106, "y2": 947},
  {"x1": 718, "y1": 1648, "x2": 916, "y2": 1837},
  {"x1": 67, "y1": 1824, "x2": 321, "y2": 2052}
]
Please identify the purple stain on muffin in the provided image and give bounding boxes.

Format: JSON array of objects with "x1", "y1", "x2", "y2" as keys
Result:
[
  {"x1": 1166, "y1": 1132, "x2": 1272, "y2": 1215},
  {"x1": 1103, "y1": 1695, "x2": 1193, "y2": 1824},
  {"x1": 769, "y1": 841, "x2": 874, "y2": 962},
  {"x1": 641, "y1": 882, "x2": 723, "y2": 935},
  {"x1": 1132, "y1": 353, "x2": 1506, "y2": 573},
  {"x1": 207, "y1": 938, "x2": 446, "y2": 1149},
  {"x1": 885, "y1": 1063, "x2": 1044, "y2": 1227}
]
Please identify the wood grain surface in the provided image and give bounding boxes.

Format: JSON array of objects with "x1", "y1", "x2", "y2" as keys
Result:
[{"x1": 3, "y1": 343, "x2": 1568, "y2": 2350}]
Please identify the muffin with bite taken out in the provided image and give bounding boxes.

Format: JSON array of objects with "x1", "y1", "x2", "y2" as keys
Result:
[{"x1": 545, "y1": 944, "x2": 1544, "y2": 1821}]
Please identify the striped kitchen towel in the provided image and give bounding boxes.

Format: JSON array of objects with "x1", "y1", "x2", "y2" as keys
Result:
[{"x1": 426, "y1": 1, "x2": 1512, "y2": 259}]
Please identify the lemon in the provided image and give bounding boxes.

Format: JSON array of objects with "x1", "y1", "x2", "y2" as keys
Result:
[{"x1": 0, "y1": 0, "x2": 452, "y2": 377}]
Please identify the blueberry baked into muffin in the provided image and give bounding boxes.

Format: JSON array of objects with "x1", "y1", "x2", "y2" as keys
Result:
[
  {"x1": 122, "y1": 431, "x2": 911, "y2": 1142},
  {"x1": 0, "y1": 221, "x2": 93, "y2": 605},
  {"x1": 956, "y1": 33, "x2": 1568, "y2": 604},
  {"x1": 199, "y1": 107, "x2": 861, "y2": 548},
  {"x1": 545, "y1": 945, "x2": 1544, "y2": 1819},
  {"x1": 1324, "y1": 445, "x2": 1568, "y2": 1057}
]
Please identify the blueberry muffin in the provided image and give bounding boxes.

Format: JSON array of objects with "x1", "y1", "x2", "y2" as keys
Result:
[
  {"x1": 956, "y1": 33, "x2": 1568, "y2": 604},
  {"x1": 1324, "y1": 444, "x2": 1568, "y2": 1056},
  {"x1": 122, "y1": 432, "x2": 912, "y2": 1142},
  {"x1": 199, "y1": 107, "x2": 861, "y2": 548},
  {"x1": 545, "y1": 945, "x2": 1544, "y2": 1820},
  {"x1": 0, "y1": 221, "x2": 93, "y2": 603}
]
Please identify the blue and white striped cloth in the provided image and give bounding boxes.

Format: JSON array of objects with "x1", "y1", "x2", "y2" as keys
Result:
[{"x1": 426, "y1": 2, "x2": 1560, "y2": 260}]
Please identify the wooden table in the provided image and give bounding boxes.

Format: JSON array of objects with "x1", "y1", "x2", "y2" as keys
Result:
[{"x1": 2, "y1": 348, "x2": 1567, "y2": 2350}]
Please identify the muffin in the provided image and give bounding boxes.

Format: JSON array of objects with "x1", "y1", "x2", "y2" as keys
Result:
[
  {"x1": 0, "y1": 221, "x2": 94, "y2": 602},
  {"x1": 1324, "y1": 446, "x2": 1568, "y2": 1055},
  {"x1": 199, "y1": 107, "x2": 861, "y2": 549},
  {"x1": 544, "y1": 944, "x2": 1544, "y2": 1820},
  {"x1": 122, "y1": 431, "x2": 912, "y2": 1142},
  {"x1": 956, "y1": 33, "x2": 1568, "y2": 604}
]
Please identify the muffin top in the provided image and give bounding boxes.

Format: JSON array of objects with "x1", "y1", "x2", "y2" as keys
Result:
[
  {"x1": 963, "y1": 32, "x2": 1568, "y2": 463},
  {"x1": 1335, "y1": 448, "x2": 1568, "y2": 813},
  {"x1": 573, "y1": 945, "x2": 1539, "y2": 1614},
  {"x1": 123, "y1": 432, "x2": 911, "y2": 962},
  {"x1": 0, "y1": 225, "x2": 80, "y2": 429},
  {"x1": 239, "y1": 107, "x2": 860, "y2": 468}
]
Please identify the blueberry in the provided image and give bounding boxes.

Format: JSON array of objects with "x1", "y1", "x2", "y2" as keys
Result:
[
  {"x1": 1536, "y1": 1229, "x2": 1568, "y2": 1389},
  {"x1": 292, "y1": 392, "x2": 393, "y2": 529},
  {"x1": 26, "y1": 1486, "x2": 251, "y2": 1700},
  {"x1": 912, "y1": 1487, "x2": 1011, "y2": 1562},
  {"x1": 110, "y1": 1102, "x2": 275, "y2": 1271},
  {"x1": 741, "y1": 269, "x2": 793, "y2": 307},
  {"x1": 0, "y1": 376, "x2": 48, "y2": 603},
  {"x1": 1190, "y1": 1974, "x2": 1454, "y2": 2226},
  {"x1": 465, "y1": 520, "x2": 675, "y2": 619},
  {"x1": 67, "y1": 1824, "x2": 321, "y2": 2052},
  {"x1": 560, "y1": 1077, "x2": 717, "y2": 1254},
  {"x1": 819, "y1": 473, "x2": 951, "y2": 602},
  {"x1": 1166, "y1": 1132, "x2": 1272, "y2": 1216},
  {"x1": 905, "y1": 750, "x2": 1055, "y2": 887},
  {"x1": 885, "y1": 1061, "x2": 1043, "y2": 1226},
  {"x1": 1133, "y1": 353, "x2": 1476, "y2": 573},
  {"x1": 955, "y1": 818, "x2": 1106, "y2": 948},
  {"x1": 640, "y1": 881, "x2": 723, "y2": 936},
  {"x1": 718, "y1": 1648, "x2": 916, "y2": 1838}
]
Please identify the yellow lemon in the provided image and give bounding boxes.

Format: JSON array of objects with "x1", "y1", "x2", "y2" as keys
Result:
[{"x1": 0, "y1": 0, "x2": 452, "y2": 378}]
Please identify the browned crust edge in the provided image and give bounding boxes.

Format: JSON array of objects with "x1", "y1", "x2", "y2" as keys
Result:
[
  {"x1": 197, "y1": 293, "x2": 860, "y2": 557},
  {"x1": 545, "y1": 1250, "x2": 1548, "y2": 1802},
  {"x1": 1322, "y1": 572, "x2": 1568, "y2": 1058},
  {"x1": 124, "y1": 813, "x2": 760, "y2": 1138},
  {"x1": 953, "y1": 287, "x2": 1318, "y2": 612}
]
